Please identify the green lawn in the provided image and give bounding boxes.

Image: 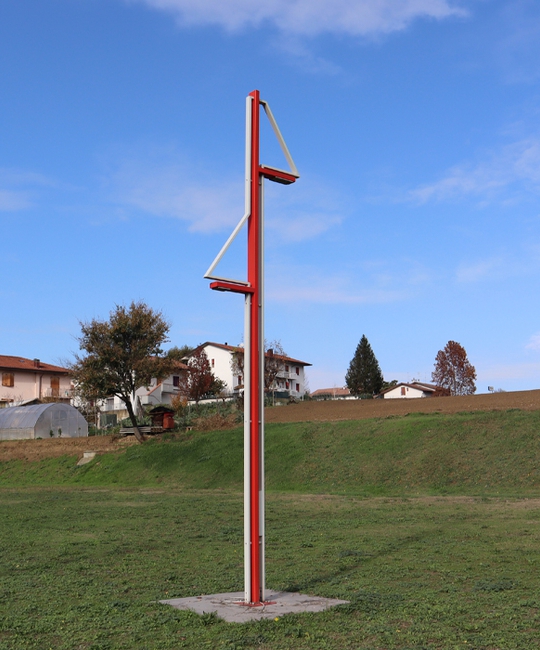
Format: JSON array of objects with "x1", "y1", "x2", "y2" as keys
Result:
[
  {"x1": 1, "y1": 488, "x2": 540, "y2": 649},
  {"x1": 2, "y1": 410, "x2": 540, "y2": 648},
  {"x1": 2, "y1": 409, "x2": 540, "y2": 495}
]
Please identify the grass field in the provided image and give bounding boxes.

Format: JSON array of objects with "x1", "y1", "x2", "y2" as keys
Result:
[{"x1": 2, "y1": 407, "x2": 540, "y2": 648}]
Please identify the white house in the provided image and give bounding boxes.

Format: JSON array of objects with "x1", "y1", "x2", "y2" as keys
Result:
[
  {"x1": 188, "y1": 342, "x2": 311, "y2": 399},
  {"x1": 98, "y1": 360, "x2": 189, "y2": 424},
  {"x1": 379, "y1": 381, "x2": 439, "y2": 399},
  {"x1": 0, "y1": 355, "x2": 72, "y2": 408},
  {"x1": 311, "y1": 387, "x2": 356, "y2": 400}
]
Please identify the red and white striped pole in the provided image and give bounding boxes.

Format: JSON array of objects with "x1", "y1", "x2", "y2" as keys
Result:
[{"x1": 207, "y1": 90, "x2": 298, "y2": 605}]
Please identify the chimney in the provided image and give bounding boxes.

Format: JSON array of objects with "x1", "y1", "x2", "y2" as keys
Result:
[
  {"x1": 268, "y1": 349, "x2": 274, "y2": 356},
  {"x1": 33, "y1": 358, "x2": 40, "y2": 368}
]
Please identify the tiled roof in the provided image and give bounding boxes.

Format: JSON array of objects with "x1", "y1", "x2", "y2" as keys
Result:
[
  {"x1": 311, "y1": 387, "x2": 351, "y2": 397},
  {"x1": 0, "y1": 355, "x2": 69, "y2": 374},
  {"x1": 378, "y1": 382, "x2": 438, "y2": 395},
  {"x1": 196, "y1": 342, "x2": 311, "y2": 367}
]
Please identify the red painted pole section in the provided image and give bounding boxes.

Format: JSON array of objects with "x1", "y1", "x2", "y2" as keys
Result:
[{"x1": 247, "y1": 89, "x2": 262, "y2": 604}]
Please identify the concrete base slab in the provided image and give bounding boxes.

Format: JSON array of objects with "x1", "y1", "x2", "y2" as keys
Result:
[{"x1": 160, "y1": 590, "x2": 349, "y2": 623}]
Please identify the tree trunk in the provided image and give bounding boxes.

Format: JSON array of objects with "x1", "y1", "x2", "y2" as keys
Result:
[{"x1": 124, "y1": 397, "x2": 145, "y2": 444}]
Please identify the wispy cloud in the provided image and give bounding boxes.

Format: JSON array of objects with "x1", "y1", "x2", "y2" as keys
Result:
[
  {"x1": 265, "y1": 179, "x2": 345, "y2": 243},
  {"x1": 109, "y1": 150, "x2": 344, "y2": 241},
  {"x1": 410, "y1": 137, "x2": 540, "y2": 204},
  {"x1": 272, "y1": 34, "x2": 343, "y2": 75},
  {"x1": 455, "y1": 258, "x2": 502, "y2": 283},
  {"x1": 526, "y1": 332, "x2": 540, "y2": 351},
  {"x1": 129, "y1": 0, "x2": 467, "y2": 37},
  {"x1": 0, "y1": 168, "x2": 57, "y2": 212},
  {"x1": 477, "y1": 361, "x2": 540, "y2": 383},
  {"x1": 495, "y1": 1, "x2": 540, "y2": 84},
  {"x1": 0, "y1": 189, "x2": 32, "y2": 212},
  {"x1": 266, "y1": 259, "x2": 430, "y2": 304},
  {"x1": 113, "y1": 161, "x2": 243, "y2": 233}
]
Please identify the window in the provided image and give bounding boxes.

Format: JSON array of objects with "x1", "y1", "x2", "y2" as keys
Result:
[
  {"x1": 238, "y1": 376, "x2": 242, "y2": 385},
  {"x1": 285, "y1": 364, "x2": 289, "y2": 372},
  {"x1": 286, "y1": 381, "x2": 289, "y2": 389},
  {"x1": 295, "y1": 367, "x2": 300, "y2": 375},
  {"x1": 173, "y1": 375, "x2": 180, "y2": 387},
  {"x1": 50, "y1": 376, "x2": 60, "y2": 397},
  {"x1": 296, "y1": 383, "x2": 300, "y2": 392},
  {"x1": 401, "y1": 386, "x2": 406, "y2": 396},
  {"x1": 2, "y1": 373, "x2": 14, "y2": 387},
  {"x1": 211, "y1": 358, "x2": 215, "y2": 367}
]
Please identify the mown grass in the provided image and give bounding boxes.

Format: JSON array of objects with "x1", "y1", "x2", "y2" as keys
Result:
[
  {"x1": 2, "y1": 409, "x2": 540, "y2": 648},
  {"x1": 2, "y1": 409, "x2": 540, "y2": 495},
  {"x1": 1, "y1": 489, "x2": 540, "y2": 649}
]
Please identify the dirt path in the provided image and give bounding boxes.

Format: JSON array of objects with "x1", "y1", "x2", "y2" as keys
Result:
[{"x1": 0, "y1": 435, "x2": 137, "y2": 462}]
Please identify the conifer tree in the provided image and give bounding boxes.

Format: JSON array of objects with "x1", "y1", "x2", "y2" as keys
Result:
[{"x1": 345, "y1": 335, "x2": 384, "y2": 396}]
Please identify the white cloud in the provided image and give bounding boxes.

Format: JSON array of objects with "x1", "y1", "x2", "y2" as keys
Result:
[
  {"x1": 130, "y1": 0, "x2": 467, "y2": 37},
  {"x1": 0, "y1": 189, "x2": 32, "y2": 211},
  {"x1": 526, "y1": 332, "x2": 540, "y2": 351},
  {"x1": 265, "y1": 179, "x2": 345, "y2": 243},
  {"x1": 494, "y1": 1, "x2": 540, "y2": 84},
  {"x1": 268, "y1": 282, "x2": 408, "y2": 304},
  {"x1": 265, "y1": 259, "x2": 430, "y2": 304},
  {"x1": 110, "y1": 155, "x2": 242, "y2": 233},
  {"x1": 410, "y1": 138, "x2": 540, "y2": 203},
  {"x1": 477, "y1": 361, "x2": 540, "y2": 382},
  {"x1": 0, "y1": 168, "x2": 58, "y2": 212},
  {"x1": 110, "y1": 153, "x2": 345, "y2": 240},
  {"x1": 455, "y1": 258, "x2": 502, "y2": 283}
]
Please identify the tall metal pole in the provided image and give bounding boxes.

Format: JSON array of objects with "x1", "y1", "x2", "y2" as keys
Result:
[
  {"x1": 247, "y1": 89, "x2": 264, "y2": 604},
  {"x1": 206, "y1": 90, "x2": 299, "y2": 606}
]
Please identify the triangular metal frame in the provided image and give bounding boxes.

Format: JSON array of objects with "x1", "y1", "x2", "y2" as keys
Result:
[{"x1": 204, "y1": 95, "x2": 299, "y2": 285}]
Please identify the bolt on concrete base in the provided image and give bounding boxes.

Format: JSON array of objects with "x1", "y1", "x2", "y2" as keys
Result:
[{"x1": 160, "y1": 590, "x2": 349, "y2": 623}]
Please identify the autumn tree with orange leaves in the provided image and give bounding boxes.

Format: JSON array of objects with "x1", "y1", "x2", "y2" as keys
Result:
[{"x1": 432, "y1": 340, "x2": 477, "y2": 396}]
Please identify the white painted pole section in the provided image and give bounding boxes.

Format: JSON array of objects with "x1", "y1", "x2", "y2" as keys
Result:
[
  {"x1": 259, "y1": 176, "x2": 266, "y2": 601},
  {"x1": 243, "y1": 293, "x2": 251, "y2": 603},
  {"x1": 243, "y1": 95, "x2": 253, "y2": 604}
]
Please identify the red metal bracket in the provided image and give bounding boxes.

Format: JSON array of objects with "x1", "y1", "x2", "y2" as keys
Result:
[
  {"x1": 259, "y1": 166, "x2": 298, "y2": 185},
  {"x1": 210, "y1": 281, "x2": 254, "y2": 294}
]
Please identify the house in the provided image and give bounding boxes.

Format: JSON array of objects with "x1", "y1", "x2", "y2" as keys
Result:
[
  {"x1": 311, "y1": 387, "x2": 355, "y2": 400},
  {"x1": 0, "y1": 355, "x2": 72, "y2": 408},
  {"x1": 98, "y1": 360, "x2": 189, "y2": 425},
  {"x1": 186, "y1": 342, "x2": 311, "y2": 399},
  {"x1": 378, "y1": 381, "x2": 440, "y2": 399}
]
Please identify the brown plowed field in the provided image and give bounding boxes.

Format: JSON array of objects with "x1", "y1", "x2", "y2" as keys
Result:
[
  {"x1": 1, "y1": 390, "x2": 539, "y2": 463},
  {"x1": 265, "y1": 389, "x2": 540, "y2": 423}
]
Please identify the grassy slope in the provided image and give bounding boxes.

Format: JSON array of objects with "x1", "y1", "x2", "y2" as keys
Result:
[{"x1": 2, "y1": 409, "x2": 540, "y2": 494}]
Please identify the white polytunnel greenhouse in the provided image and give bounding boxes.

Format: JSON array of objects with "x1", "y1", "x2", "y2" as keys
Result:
[{"x1": 0, "y1": 403, "x2": 88, "y2": 440}]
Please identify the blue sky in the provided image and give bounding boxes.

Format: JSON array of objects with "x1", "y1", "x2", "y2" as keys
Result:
[{"x1": 1, "y1": 0, "x2": 540, "y2": 392}]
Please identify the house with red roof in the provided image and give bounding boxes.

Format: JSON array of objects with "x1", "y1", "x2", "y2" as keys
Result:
[
  {"x1": 378, "y1": 381, "x2": 441, "y2": 399},
  {"x1": 0, "y1": 355, "x2": 72, "y2": 408},
  {"x1": 186, "y1": 342, "x2": 311, "y2": 399},
  {"x1": 310, "y1": 386, "x2": 355, "y2": 400}
]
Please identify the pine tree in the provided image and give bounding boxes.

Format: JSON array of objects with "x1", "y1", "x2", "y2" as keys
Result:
[
  {"x1": 432, "y1": 340, "x2": 476, "y2": 396},
  {"x1": 345, "y1": 335, "x2": 384, "y2": 397}
]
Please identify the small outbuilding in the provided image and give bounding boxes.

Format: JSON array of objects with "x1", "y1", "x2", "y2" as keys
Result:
[{"x1": 0, "y1": 403, "x2": 88, "y2": 440}]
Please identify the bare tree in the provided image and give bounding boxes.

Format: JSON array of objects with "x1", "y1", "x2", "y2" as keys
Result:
[
  {"x1": 432, "y1": 340, "x2": 476, "y2": 396},
  {"x1": 230, "y1": 339, "x2": 287, "y2": 393}
]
